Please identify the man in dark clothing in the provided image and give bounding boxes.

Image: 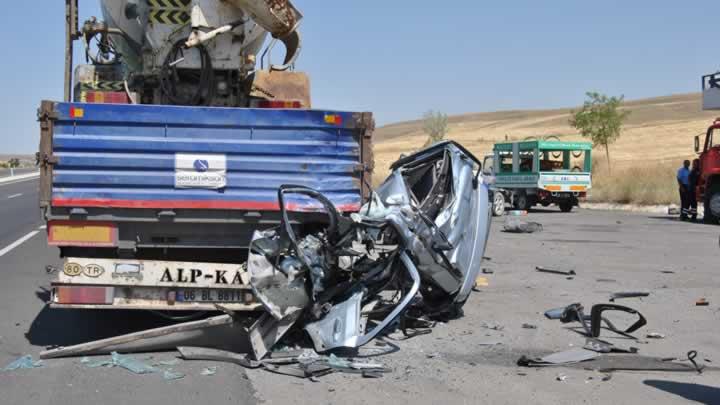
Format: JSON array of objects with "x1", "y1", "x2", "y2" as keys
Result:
[
  {"x1": 677, "y1": 160, "x2": 691, "y2": 220},
  {"x1": 688, "y1": 159, "x2": 701, "y2": 221}
]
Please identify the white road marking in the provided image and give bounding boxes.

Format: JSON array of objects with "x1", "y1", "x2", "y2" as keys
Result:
[
  {"x1": 39, "y1": 225, "x2": 47, "y2": 230},
  {"x1": 0, "y1": 172, "x2": 40, "y2": 186},
  {"x1": 7, "y1": 193, "x2": 22, "y2": 199},
  {"x1": 0, "y1": 230, "x2": 40, "y2": 257},
  {"x1": 0, "y1": 176, "x2": 39, "y2": 187}
]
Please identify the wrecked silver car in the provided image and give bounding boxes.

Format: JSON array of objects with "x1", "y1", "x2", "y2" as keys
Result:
[{"x1": 248, "y1": 141, "x2": 492, "y2": 352}]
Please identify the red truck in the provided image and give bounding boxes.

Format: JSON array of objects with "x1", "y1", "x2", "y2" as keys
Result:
[
  {"x1": 694, "y1": 119, "x2": 720, "y2": 224},
  {"x1": 698, "y1": 73, "x2": 720, "y2": 224}
]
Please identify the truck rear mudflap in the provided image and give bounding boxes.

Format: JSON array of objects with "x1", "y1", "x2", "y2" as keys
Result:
[{"x1": 51, "y1": 258, "x2": 261, "y2": 311}]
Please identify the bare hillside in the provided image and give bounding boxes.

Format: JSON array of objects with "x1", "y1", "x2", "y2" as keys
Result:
[{"x1": 374, "y1": 93, "x2": 718, "y2": 178}]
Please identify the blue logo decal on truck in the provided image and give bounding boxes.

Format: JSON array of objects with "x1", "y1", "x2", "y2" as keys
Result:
[{"x1": 194, "y1": 160, "x2": 209, "y2": 172}]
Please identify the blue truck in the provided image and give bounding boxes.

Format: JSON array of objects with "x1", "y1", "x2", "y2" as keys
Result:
[
  {"x1": 38, "y1": 101, "x2": 374, "y2": 312},
  {"x1": 39, "y1": 1, "x2": 376, "y2": 312}
]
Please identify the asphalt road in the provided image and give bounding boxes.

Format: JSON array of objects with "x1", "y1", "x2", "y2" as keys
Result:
[{"x1": 0, "y1": 185, "x2": 718, "y2": 404}]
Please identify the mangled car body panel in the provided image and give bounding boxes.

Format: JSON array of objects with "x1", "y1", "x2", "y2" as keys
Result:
[
  {"x1": 377, "y1": 141, "x2": 492, "y2": 306},
  {"x1": 249, "y1": 141, "x2": 492, "y2": 352}
]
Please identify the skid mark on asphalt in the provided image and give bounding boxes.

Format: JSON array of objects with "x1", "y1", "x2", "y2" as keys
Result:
[{"x1": 0, "y1": 225, "x2": 46, "y2": 257}]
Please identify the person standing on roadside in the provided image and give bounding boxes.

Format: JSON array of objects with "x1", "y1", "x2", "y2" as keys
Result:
[
  {"x1": 688, "y1": 159, "x2": 701, "y2": 221},
  {"x1": 677, "y1": 160, "x2": 691, "y2": 221}
]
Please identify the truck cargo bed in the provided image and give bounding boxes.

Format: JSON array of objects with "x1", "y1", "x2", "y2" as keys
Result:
[{"x1": 38, "y1": 101, "x2": 374, "y2": 256}]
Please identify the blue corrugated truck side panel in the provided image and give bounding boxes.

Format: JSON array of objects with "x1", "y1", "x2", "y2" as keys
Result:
[{"x1": 50, "y1": 103, "x2": 369, "y2": 211}]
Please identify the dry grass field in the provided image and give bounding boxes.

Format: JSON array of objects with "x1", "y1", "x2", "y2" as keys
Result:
[{"x1": 374, "y1": 93, "x2": 717, "y2": 204}]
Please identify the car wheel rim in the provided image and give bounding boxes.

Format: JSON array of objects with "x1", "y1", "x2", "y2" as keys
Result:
[{"x1": 493, "y1": 194, "x2": 504, "y2": 215}]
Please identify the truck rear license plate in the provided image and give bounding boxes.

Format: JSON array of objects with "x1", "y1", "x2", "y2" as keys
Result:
[{"x1": 176, "y1": 290, "x2": 249, "y2": 303}]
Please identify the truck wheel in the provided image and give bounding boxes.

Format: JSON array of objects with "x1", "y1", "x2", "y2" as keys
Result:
[
  {"x1": 559, "y1": 201, "x2": 573, "y2": 213},
  {"x1": 704, "y1": 185, "x2": 720, "y2": 224},
  {"x1": 514, "y1": 193, "x2": 531, "y2": 211},
  {"x1": 492, "y1": 192, "x2": 506, "y2": 217}
]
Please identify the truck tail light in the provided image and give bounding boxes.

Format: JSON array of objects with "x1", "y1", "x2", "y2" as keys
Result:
[
  {"x1": 54, "y1": 286, "x2": 114, "y2": 305},
  {"x1": 255, "y1": 100, "x2": 303, "y2": 109},
  {"x1": 80, "y1": 91, "x2": 130, "y2": 104},
  {"x1": 70, "y1": 107, "x2": 85, "y2": 118},
  {"x1": 48, "y1": 221, "x2": 118, "y2": 247},
  {"x1": 324, "y1": 114, "x2": 343, "y2": 125}
]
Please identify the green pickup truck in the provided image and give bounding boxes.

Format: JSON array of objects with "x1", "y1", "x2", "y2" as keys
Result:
[{"x1": 483, "y1": 140, "x2": 593, "y2": 215}]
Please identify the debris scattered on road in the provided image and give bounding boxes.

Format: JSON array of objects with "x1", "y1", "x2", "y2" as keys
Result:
[
  {"x1": 477, "y1": 339, "x2": 503, "y2": 346},
  {"x1": 481, "y1": 322, "x2": 505, "y2": 331},
  {"x1": 201, "y1": 367, "x2": 218, "y2": 376},
  {"x1": 3, "y1": 355, "x2": 43, "y2": 371},
  {"x1": 575, "y1": 353, "x2": 711, "y2": 374},
  {"x1": 696, "y1": 298, "x2": 710, "y2": 306},
  {"x1": 111, "y1": 352, "x2": 159, "y2": 375},
  {"x1": 178, "y1": 347, "x2": 261, "y2": 369},
  {"x1": 596, "y1": 278, "x2": 617, "y2": 283},
  {"x1": 544, "y1": 303, "x2": 647, "y2": 339},
  {"x1": 660, "y1": 270, "x2": 676, "y2": 274},
  {"x1": 162, "y1": 369, "x2": 185, "y2": 381},
  {"x1": 583, "y1": 338, "x2": 638, "y2": 354},
  {"x1": 504, "y1": 218, "x2": 543, "y2": 234},
  {"x1": 482, "y1": 268, "x2": 495, "y2": 274},
  {"x1": 154, "y1": 359, "x2": 181, "y2": 367},
  {"x1": 522, "y1": 323, "x2": 538, "y2": 330},
  {"x1": 45, "y1": 265, "x2": 57, "y2": 274},
  {"x1": 178, "y1": 346, "x2": 388, "y2": 380},
  {"x1": 556, "y1": 373, "x2": 568, "y2": 382},
  {"x1": 39, "y1": 314, "x2": 237, "y2": 359},
  {"x1": 609, "y1": 292, "x2": 650, "y2": 302},
  {"x1": 536, "y1": 267, "x2": 576, "y2": 276},
  {"x1": 473, "y1": 276, "x2": 490, "y2": 291},
  {"x1": 646, "y1": 332, "x2": 666, "y2": 339},
  {"x1": 601, "y1": 373, "x2": 613, "y2": 381},
  {"x1": 518, "y1": 348, "x2": 600, "y2": 367}
]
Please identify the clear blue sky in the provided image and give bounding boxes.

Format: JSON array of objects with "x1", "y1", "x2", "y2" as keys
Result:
[{"x1": 1, "y1": 0, "x2": 717, "y2": 153}]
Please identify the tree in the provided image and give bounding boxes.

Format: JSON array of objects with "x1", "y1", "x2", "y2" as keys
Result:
[
  {"x1": 8, "y1": 158, "x2": 20, "y2": 168},
  {"x1": 570, "y1": 92, "x2": 630, "y2": 174},
  {"x1": 422, "y1": 110, "x2": 449, "y2": 147}
]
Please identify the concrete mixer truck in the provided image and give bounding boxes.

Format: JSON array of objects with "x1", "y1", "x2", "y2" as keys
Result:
[{"x1": 38, "y1": 1, "x2": 375, "y2": 312}]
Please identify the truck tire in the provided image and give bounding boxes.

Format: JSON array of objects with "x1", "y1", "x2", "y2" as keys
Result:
[
  {"x1": 514, "y1": 193, "x2": 531, "y2": 211},
  {"x1": 559, "y1": 201, "x2": 573, "y2": 213},
  {"x1": 492, "y1": 192, "x2": 506, "y2": 217},
  {"x1": 704, "y1": 184, "x2": 720, "y2": 224}
]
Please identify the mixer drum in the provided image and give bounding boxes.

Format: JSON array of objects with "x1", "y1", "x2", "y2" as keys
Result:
[
  {"x1": 99, "y1": 0, "x2": 147, "y2": 71},
  {"x1": 99, "y1": 0, "x2": 270, "y2": 72}
]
